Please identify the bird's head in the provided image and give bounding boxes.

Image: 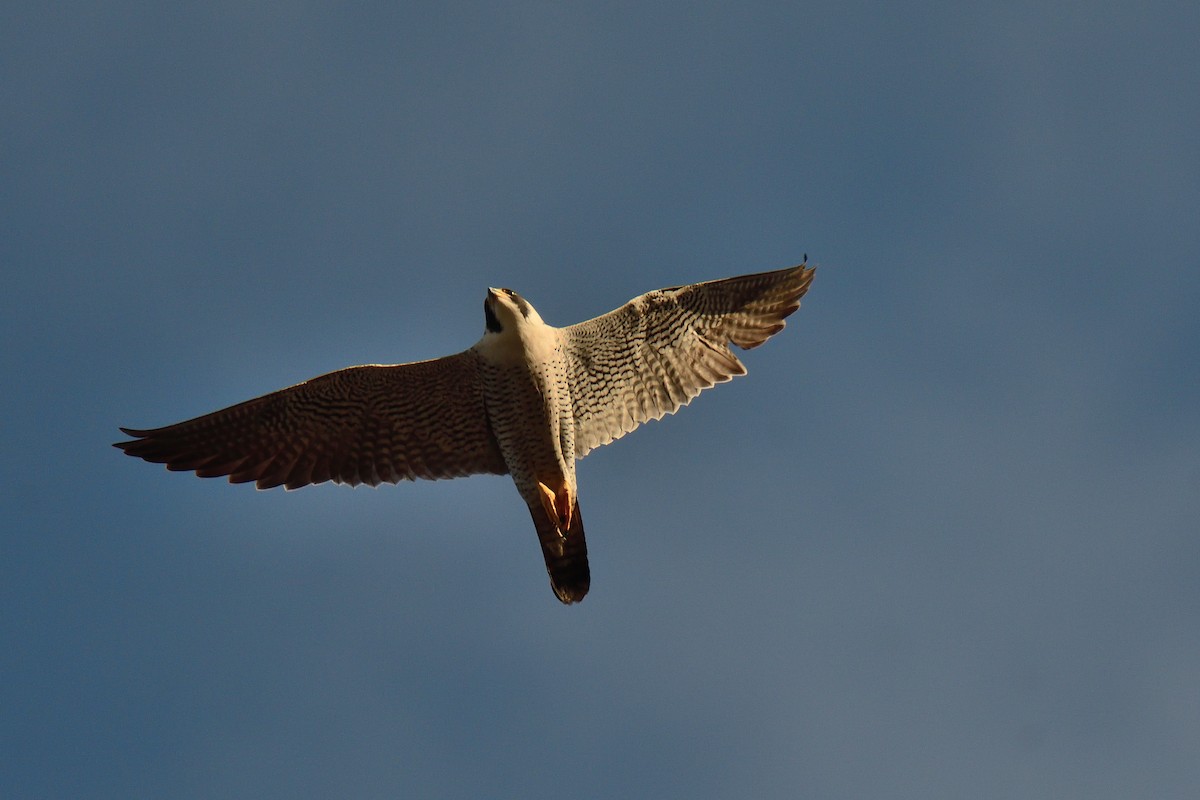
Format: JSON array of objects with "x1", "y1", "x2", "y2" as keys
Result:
[{"x1": 484, "y1": 287, "x2": 544, "y2": 334}]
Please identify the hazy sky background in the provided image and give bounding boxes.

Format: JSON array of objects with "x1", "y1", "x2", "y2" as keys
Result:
[{"x1": 4, "y1": 2, "x2": 1198, "y2": 797}]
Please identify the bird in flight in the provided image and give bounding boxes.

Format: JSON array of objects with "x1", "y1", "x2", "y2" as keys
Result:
[{"x1": 116, "y1": 263, "x2": 815, "y2": 603}]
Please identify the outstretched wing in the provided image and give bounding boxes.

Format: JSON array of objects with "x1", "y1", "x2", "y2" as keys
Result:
[
  {"x1": 115, "y1": 350, "x2": 508, "y2": 489},
  {"x1": 560, "y1": 264, "x2": 815, "y2": 458}
]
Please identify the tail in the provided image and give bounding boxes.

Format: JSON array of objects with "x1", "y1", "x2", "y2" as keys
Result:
[{"x1": 530, "y1": 500, "x2": 590, "y2": 604}]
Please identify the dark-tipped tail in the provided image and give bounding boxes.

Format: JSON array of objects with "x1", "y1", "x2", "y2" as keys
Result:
[{"x1": 530, "y1": 500, "x2": 590, "y2": 604}]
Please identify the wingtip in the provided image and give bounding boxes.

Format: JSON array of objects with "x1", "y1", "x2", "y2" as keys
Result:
[
  {"x1": 794, "y1": 263, "x2": 816, "y2": 296},
  {"x1": 776, "y1": 261, "x2": 815, "y2": 294}
]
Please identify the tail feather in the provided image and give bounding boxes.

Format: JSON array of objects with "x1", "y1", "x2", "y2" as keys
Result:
[{"x1": 530, "y1": 500, "x2": 590, "y2": 604}]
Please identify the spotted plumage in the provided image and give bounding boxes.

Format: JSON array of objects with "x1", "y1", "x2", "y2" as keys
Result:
[{"x1": 115, "y1": 263, "x2": 816, "y2": 603}]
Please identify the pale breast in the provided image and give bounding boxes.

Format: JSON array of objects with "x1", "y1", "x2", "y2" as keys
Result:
[{"x1": 477, "y1": 345, "x2": 576, "y2": 493}]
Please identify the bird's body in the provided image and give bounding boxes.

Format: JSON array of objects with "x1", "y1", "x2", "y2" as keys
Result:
[
  {"x1": 474, "y1": 312, "x2": 588, "y2": 600},
  {"x1": 116, "y1": 264, "x2": 815, "y2": 603}
]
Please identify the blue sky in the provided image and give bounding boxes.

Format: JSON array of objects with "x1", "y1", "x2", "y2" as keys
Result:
[{"x1": 4, "y1": 2, "x2": 1198, "y2": 797}]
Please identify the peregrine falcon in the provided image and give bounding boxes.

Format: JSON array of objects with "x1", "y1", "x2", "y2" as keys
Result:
[{"x1": 115, "y1": 263, "x2": 816, "y2": 603}]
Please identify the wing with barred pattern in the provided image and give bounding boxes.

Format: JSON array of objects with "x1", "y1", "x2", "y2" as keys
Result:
[
  {"x1": 560, "y1": 264, "x2": 815, "y2": 458},
  {"x1": 115, "y1": 351, "x2": 508, "y2": 489}
]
